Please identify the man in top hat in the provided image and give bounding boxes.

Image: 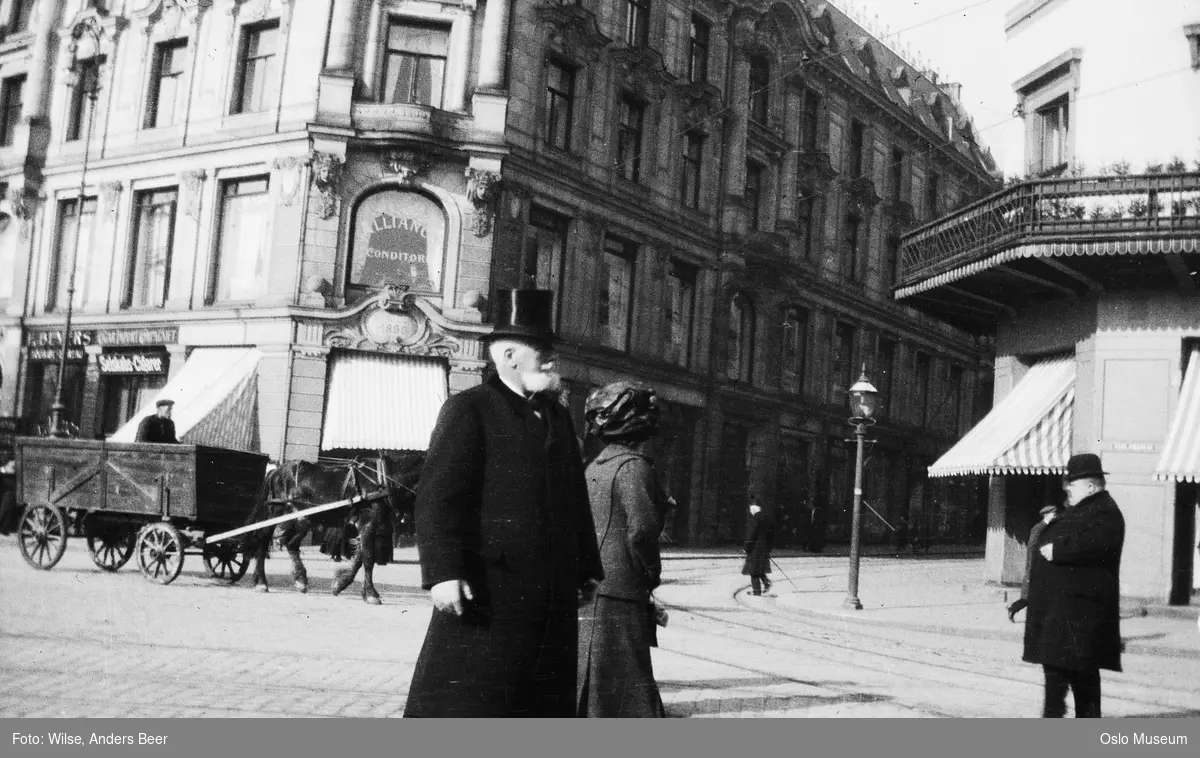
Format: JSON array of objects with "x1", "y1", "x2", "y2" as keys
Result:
[
  {"x1": 1021, "y1": 453, "x2": 1125, "y2": 718},
  {"x1": 135, "y1": 399, "x2": 179, "y2": 444},
  {"x1": 404, "y1": 289, "x2": 603, "y2": 718}
]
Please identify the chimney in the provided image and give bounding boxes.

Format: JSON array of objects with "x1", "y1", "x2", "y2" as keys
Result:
[{"x1": 943, "y1": 82, "x2": 963, "y2": 103}]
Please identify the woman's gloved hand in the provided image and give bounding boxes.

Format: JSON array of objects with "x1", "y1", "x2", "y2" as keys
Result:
[{"x1": 1007, "y1": 598, "x2": 1028, "y2": 623}]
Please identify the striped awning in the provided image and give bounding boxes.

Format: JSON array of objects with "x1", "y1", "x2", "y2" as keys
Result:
[
  {"x1": 928, "y1": 355, "x2": 1075, "y2": 478},
  {"x1": 110, "y1": 347, "x2": 261, "y2": 451},
  {"x1": 321, "y1": 352, "x2": 447, "y2": 452},
  {"x1": 1155, "y1": 348, "x2": 1200, "y2": 483}
]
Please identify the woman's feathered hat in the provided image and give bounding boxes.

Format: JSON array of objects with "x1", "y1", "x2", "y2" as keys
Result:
[{"x1": 585, "y1": 382, "x2": 661, "y2": 442}]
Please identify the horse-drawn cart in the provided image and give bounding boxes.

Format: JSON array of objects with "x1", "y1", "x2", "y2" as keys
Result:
[{"x1": 12, "y1": 436, "x2": 268, "y2": 585}]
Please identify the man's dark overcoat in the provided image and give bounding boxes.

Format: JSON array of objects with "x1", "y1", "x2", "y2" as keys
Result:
[
  {"x1": 404, "y1": 374, "x2": 603, "y2": 717},
  {"x1": 742, "y1": 509, "x2": 774, "y2": 576},
  {"x1": 1023, "y1": 489, "x2": 1125, "y2": 673},
  {"x1": 135, "y1": 415, "x2": 177, "y2": 443}
]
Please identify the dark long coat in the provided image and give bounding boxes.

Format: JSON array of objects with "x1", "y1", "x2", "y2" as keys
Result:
[
  {"x1": 742, "y1": 509, "x2": 774, "y2": 576},
  {"x1": 1023, "y1": 489, "x2": 1125, "y2": 673},
  {"x1": 135, "y1": 415, "x2": 177, "y2": 443},
  {"x1": 404, "y1": 375, "x2": 603, "y2": 717}
]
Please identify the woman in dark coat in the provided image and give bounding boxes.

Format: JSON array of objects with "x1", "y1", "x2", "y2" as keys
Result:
[
  {"x1": 1022, "y1": 454, "x2": 1125, "y2": 718},
  {"x1": 742, "y1": 498, "x2": 774, "y2": 595},
  {"x1": 577, "y1": 382, "x2": 666, "y2": 718}
]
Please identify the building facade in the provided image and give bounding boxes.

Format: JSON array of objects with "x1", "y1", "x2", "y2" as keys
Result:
[
  {"x1": 897, "y1": 0, "x2": 1200, "y2": 601},
  {"x1": 0, "y1": 0, "x2": 997, "y2": 546}
]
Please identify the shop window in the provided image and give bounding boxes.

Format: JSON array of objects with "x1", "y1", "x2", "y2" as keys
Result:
[
  {"x1": 23, "y1": 361, "x2": 86, "y2": 434},
  {"x1": 231, "y1": 22, "x2": 279, "y2": 114},
  {"x1": 124, "y1": 189, "x2": 178, "y2": 309},
  {"x1": 381, "y1": 20, "x2": 450, "y2": 107},
  {"x1": 0, "y1": 74, "x2": 24, "y2": 146},
  {"x1": 616, "y1": 93, "x2": 644, "y2": 183},
  {"x1": 66, "y1": 57, "x2": 104, "y2": 141},
  {"x1": 599, "y1": 236, "x2": 636, "y2": 351},
  {"x1": 348, "y1": 189, "x2": 446, "y2": 300},
  {"x1": 210, "y1": 177, "x2": 270, "y2": 303},
  {"x1": 666, "y1": 260, "x2": 696, "y2": 368},
  {"x1": 544, "y1": 59, "x2": 575, "y2": 151},
  {"x1": 100, "y1": 372, "x2": 168, "y2": 437},
  {"x1": 145, "y1": 40, "x2": 187, "y2": 129},
  {"x1": 47, "y1": 196, "x2": 98, "y2": 312},
  {"x1": 728, "y1": 293, "x2": 754, "y2": 383},
  {"x1": 688, "y1": 16, "x2": 710, "y2": 84}
]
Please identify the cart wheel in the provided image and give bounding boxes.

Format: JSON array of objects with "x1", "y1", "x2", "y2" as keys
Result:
[
  {"x1": 135, "y1": 523, "x2": 185, "y2": 585},
  {"x1": 86, "y1": 531, "x2": 135, "y2": 572},
  {"x1": 203, "y1": 543, "x2": 250, "y2": 583},
  {"x1": 17, "y1": 504, "x2": 68, "y2": 571}
]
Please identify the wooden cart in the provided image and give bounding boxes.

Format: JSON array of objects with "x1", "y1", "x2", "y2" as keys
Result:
[{"x1": 12, "y1": 437, "x2": 268, "y2": 585}]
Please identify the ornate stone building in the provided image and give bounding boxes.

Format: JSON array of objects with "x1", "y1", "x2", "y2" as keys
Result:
[{"x1": 0, "y1": 0, "x2": 997, "y2": 545}]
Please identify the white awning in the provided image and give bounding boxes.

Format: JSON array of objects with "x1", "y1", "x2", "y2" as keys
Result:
[
  {"x1": 321, "y1": 352, "x2": 446, "y2": 452},
  {"x1": 1155, "y1": 347, "x2": 1200, "y2": 483},
  {"x1": 928, "y1": 355, "x2": 1075, "y2": 478},
  {"x1": 110, "y1": 347, "x2": 261, "y2": 451}
]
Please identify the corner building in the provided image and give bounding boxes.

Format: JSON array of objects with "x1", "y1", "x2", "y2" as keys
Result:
[{"x1": 0, "y1": 0, "x2": 997, "y2": 546}]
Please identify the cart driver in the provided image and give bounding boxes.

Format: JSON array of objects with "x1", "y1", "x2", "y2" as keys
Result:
[{"x1": 135, "y1": 399, "x2": 179, "y2": 444}]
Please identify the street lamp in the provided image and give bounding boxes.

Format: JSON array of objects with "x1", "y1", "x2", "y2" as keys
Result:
[
  {"x1": 844, "y1": 367, "x2": 878, "y2": 610},
  {"x1": 48, "y1": 17, "x2": 103, "y2": 438}
]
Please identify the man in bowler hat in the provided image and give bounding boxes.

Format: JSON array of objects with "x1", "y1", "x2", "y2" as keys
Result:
[
  {"x1": 135, "y1": 399, "x2": 178, "y2": 443},
  {"x1": 1021, "y1": 453, "x2": 1125, "y2": 718},
  {"x1": 404, "y1": 289, "x2": 603, "y2": 717}
]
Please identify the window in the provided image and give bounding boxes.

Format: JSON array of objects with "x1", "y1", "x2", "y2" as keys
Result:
[
  {"x1": 782, "y1": 307, "x2": 808, "y2": 395},
  {"x1": 889, "y1": 147, "x2": 905, "y2": 204},
  {"x1": 727, "y1": 293, "x2": 754, "y2": 383},
  {"x1": 232, "y1": 22, "x2": 280, "y2": 114},
  {"x1": 47, "y1": 196, "x2": 97, "y2": 312},
  {"x1": 66, "y1": 57, "x2": 103, "y2": 142},
  {"x1": 211, "y1": 177, "x2": 270, "y2": 302},
  {"x1": 849, "y1": 120, "x2": 865, "y2": 178},
  {"x1": 144, "y1": 40, "x2": 187, "y2": 129},
  {"x1": 124, "y1": 189, "x2": 178, "y2": 309},
  {"x1": 831, "y1": 323, "x2": 855, "y2": 403},
  {"x1": 599, "y1": 236, "x2": 635, "y2": 351},
  {"x1": 795, "y1": 185, "x2": 815, "y2": 258},
  {"x1": 0, "y1": 75, "x2": 24, "y2": 146},
  {"x1": 666, "y1": 260, "x2": 696, "y2": 367},
  {"x1": 800, "y1": 89, "x2": 820, "y2": 151},
  {"x1": 745, "y1": 162, "x2": 763, "y2": 229},
  {"x1": 1036, "y1": 96, "x2": 1069, "y2": 174},
  {"x1": 617, "y1": 93, "x2": 644, "y2": 183},
  {"x1": 381, "y1": 20, "x2": 449, "y2": 107},
  {"x1": 545, "y1": 60, "x2": 575, "y2": 151},
  {"x1": 24, "y1": 362, "x2": 85, "y2": 433},
  {"x1": 624, "y1": 0, "x2": 650, "y2": 46},
  {"x1": 916, "y1": 352, "x2": 932, "y2": 425},
  {"x1": 523, "y1": 207, "x2": 567, "y2": 323},
  {"x1": 101, "y1": 374, "x2": 167, "y2": 436},
  {"x1": 882, "y1": 235, "x2": 901, "y2": 288},
  {"x1": 8, "y1": 0, "x2": 32, "y2": 33},
  {"x1": 946, "y1": 365, "x2": 964, "y2": 433},
  {"x1": 875, "y1": 338, "x2": 896, "y2": 419},
  {"x1": 843, "y1": 214, "x2": 861, "y2": 282},
  {"x1": 925, "y1": 172, "x2": 940, "y2": 219},
  {"x1": 688, "y1": 16, "x2": 710, "y2": 83},
  {"x1": 681, "y1": 132, "x2": 703, "y2": 208},
  {"x1": 748, "y1": 55, "x2": 770, "y2": 123}
]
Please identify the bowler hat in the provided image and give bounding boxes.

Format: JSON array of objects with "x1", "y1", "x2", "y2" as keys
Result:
[
  {"x1": 155, "y1": 398, "x2": 175, "y2": 408},
  {"x1": 1064, "y1": 453, "x2": 1107, "y2": 482},
  {"x1": 485, "y1": 289, "x2": 556, "y2": 346}
]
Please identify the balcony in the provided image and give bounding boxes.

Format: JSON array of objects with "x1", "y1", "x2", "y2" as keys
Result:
[{"x1": 895, "y1": 172, "x2": 1200, "y2": 330}]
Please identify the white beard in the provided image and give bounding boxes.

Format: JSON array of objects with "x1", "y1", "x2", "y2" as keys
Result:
[{"x1": 522, "y1": 370, "x2": 561, "y2": 394}]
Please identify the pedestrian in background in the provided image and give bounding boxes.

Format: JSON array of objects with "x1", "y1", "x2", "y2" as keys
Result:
[
  {"x1": 1022, "y1": 453, "x2": 1125, "y2": 718},
  {"x1": 1007, "y1": 501, "x2": 1061, "y2": 622},
  {"x1": 577, "y1": 382, "x2": 667, "y2": 718},
  {"x1": 404, "y1": 289, "x2": 603, "y2": 718},
  {"x1": 743, "y1": 496, "x2": 774, "y2": 596},
  {"x1": 135, "y1": 399, "x2": 178, "y2": 443}
]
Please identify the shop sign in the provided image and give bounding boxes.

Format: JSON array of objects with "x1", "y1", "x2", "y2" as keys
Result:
[
  {"x1": 96, "y1": 326, "x2": 179, "y2": 347},
  {"x1": 28, "y1": 346, "x2": 86, "y2": 362},
  {"x1": 26, "y1": 329, "x2": 96, "y2": 349},
  {"x1": 358, "y1": 214, "x2": 431, "y2": 290},
  {"x1": 363, "y1": 309, "x2": 420, "y2": 345},
  {"x1": 1111, "y1": 441, "x2": 1158, "y2": 453},
  {"x1": 98, "y1": 352, "x2": 168, "y2": 375}
]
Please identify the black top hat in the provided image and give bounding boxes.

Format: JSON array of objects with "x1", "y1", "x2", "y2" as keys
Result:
[
  {"x1": 155, "y1": 398, "x2": 175, "y2": 408},
  {"x1": 485, "y1": 289, "x2": 556, "y2": 346},
  {"x1": 1064, "y1": 453, "x2": 1107, "y2": 482}
]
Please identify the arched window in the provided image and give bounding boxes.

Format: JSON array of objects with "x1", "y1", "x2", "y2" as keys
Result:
[
  {"x1": 728, "y1": 293, "x2": 755, "y2": 383},
  {"x1": 347, "y1": 189, "x2": 446, "y2": 300}
]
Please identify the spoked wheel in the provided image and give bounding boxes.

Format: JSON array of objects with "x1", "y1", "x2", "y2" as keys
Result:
[
  {"x1": 86, "y1": 529, "x2": 136, "y2": 572},
  {"x1": 135, "y1": 522, "x2": 185, "y2": 585},
  {"x1": 17, "y1": 504, "x2": 68, "y2": 571},
  {"x1": 203, "y1": 542, "x2": 250, "y2": 583}
]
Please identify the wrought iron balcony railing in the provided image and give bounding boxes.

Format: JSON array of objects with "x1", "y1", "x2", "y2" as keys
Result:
[{"x1": 897, "y1": 173, "x2": 1200, "y2": 285}]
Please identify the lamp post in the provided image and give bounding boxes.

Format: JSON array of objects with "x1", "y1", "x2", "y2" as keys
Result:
[
  {"x1": 843, "y1": 367, "x2": 878, "y2": 610},
  {"x1": 48, "y1": 17, "x2": 103, "y2": 438}
]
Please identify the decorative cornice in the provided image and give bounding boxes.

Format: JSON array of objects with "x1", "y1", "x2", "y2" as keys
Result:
[
  {"x1": 537, "y1": 4, "x2": 611, "y2": 65},
  {"x1": 796, "y1": 150, "x2": 837, "y2": 186},
  {"x1": 846, "y1": 176, "x2": 882, "y2": 213},
  {"x1": 609, "y1": 45, "x2": 676, "y2": 100},
  {"x1": 383, "y1": 149, "x2": 432, "y2": 184},
  {"x1": 674, "y1": 80, "x2": 725, "y2": 132}
]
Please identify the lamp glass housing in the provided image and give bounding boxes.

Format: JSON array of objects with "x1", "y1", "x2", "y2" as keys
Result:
[{"x1": 848, "y1": 373, "x2": 879, "y2": 421}]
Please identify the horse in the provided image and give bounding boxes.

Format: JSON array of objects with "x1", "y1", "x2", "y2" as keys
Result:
[{"x1": 241, "y1": 453, "x2": 422, "y2": 605}]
